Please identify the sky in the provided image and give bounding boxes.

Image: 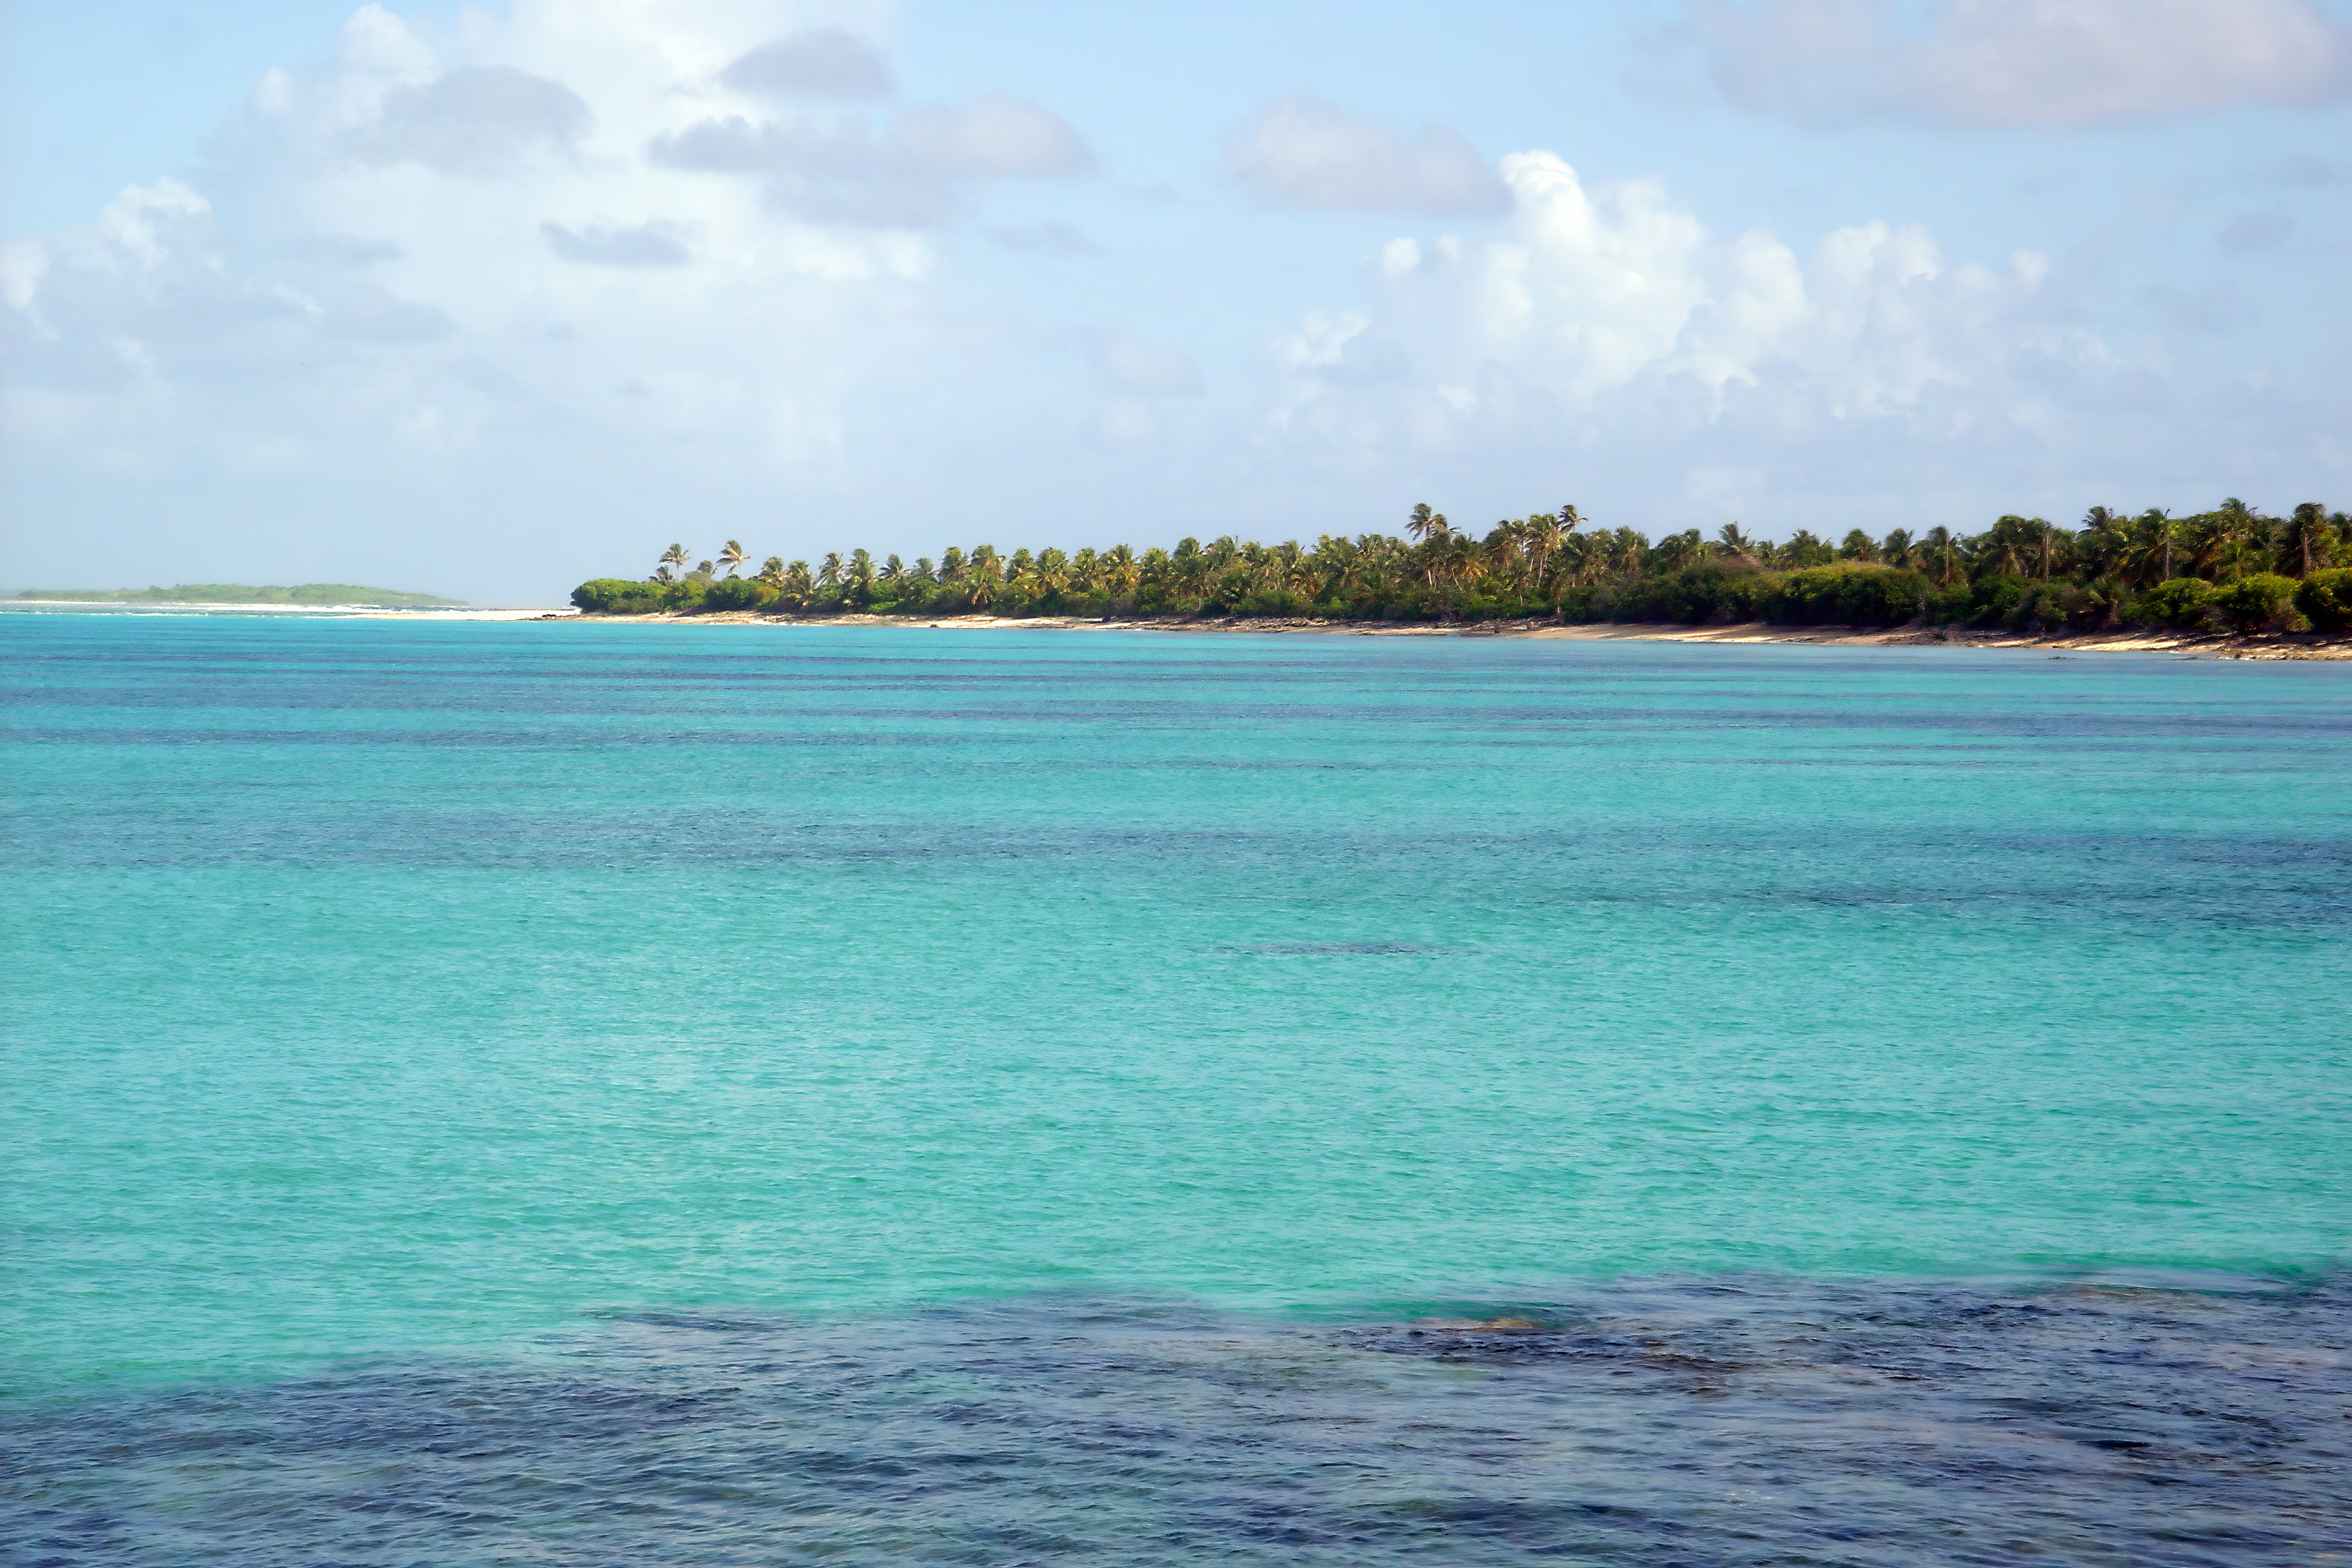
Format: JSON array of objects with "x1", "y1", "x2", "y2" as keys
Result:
[{"x1": 4, "y1": 0, "x2": 2349, "y2": 604}]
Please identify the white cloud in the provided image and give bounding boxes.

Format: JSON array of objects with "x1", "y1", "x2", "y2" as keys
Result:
[
  {"x1": 341, "y1": 67, "x2": 592, "y2": 173},
  {"x1": 719, "y1": 30, "x2": 892, "y2": 100},
  {"x1": 0, "y1": 0, "x2": 1104, "y2": 598},
  {"x1": 542, "y1": 220, "x2": 693, "y2": 266},
  {"x1": 649, "y1": 96, "x2": 1094, "y2": 227},
  {"x1": 1226, "y1": 96, "x2": 1507, "y2": 214},
  {"x1": 1695, "y1": 0, "x2": 2352, "y2": 126},
  {"x1": 1264, "y1": 150, "x2": 2088, "y2": 482}
]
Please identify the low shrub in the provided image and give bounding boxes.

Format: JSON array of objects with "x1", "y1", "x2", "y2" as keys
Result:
[
  {"x1": 2127, "y1": 577, "x2": 2213, "y2": 630},
  {"x1": 1616, "y1": 564, "x2": 1769, "y2": 624},
  {"x1": 2206, "y1": 574, "x2": 2305, "y2": 634},
  {"x1": 1766, "y1": 564, "x2": 1929, "y2": 626},
  {"x1": 2293, "y1": 568, "x2": 2352, "y2": 632},
  {"x1": 571, "y1": 578, "x2": 664, "y2": 614},
  {"x1": 2006, "y1": 579, "x2": 2112, "y2": 633},
  {"x1": 700, "y1": 577, "x2": 777, "y2": 611}
]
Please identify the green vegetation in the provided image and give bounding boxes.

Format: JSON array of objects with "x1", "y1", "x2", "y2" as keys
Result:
[
  {"x1": 17, "y1": 584, "x2": 465, "y2": 607},
  {"x1": 573, "y1": 500, "x2": 2352, "y2": 635}
]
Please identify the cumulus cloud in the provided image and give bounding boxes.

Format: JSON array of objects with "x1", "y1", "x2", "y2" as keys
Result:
[
  {"x1": 650, "y1": 96, "x2": 1093, "y2": 227},
  {"x1": 340, "y1": 66, "x2": 591, "y2": 172},
  {"x1": 720, "y1": 30, "x2": 892, "y2": 100},
  {"x1": 1264, "y1": 150, "x2": 2082, "y2": 471},
  {"x1": 1226, "y1": 96, "x2": 1508, "y2": 215},
  {"x1": 1695, "y1": 0, "x2": 2352, "y2": 126},
  {"x1": 542, "y1": 220, "x2": 693, "y2": 266},
  {"x1": 0, "y1": 0, "x2": 1094, "y2": 596}
]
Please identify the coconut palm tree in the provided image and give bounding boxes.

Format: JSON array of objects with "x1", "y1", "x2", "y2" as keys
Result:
[
  {"x1": 1980, "y1": 516, "x2": 2037, "y2": 578},
  {"x1": 1658, "y1": 529, "x2": 1707, "y2": 570},
  {"x1": 660, "y1": 543, "x2": 690, "y2": 575},
  {"x1": 1523, "y1": 512, "x2": 1567, "y2": 596},
  {"x1": 1921, "y1": 526, "x2": 1960, "y2": 585},
  {"x1": 2278, "y1": 502, "x2": 2336, "y2": 577},
  {"x1": 1103, "y1": 543, "x2": 1140, "y2": 598},
  {"x1": 1713, "y1": 523, "x2": 1758, "y2": 565},
  {"x1": 1837, "y1": 529, "x2": 1880, "y2": 562},
  {"x1": 716, "y1": 540, "x2": 746, "y2": 577},
  {"x1": 757, "y1": 556, "x2": 786, "y2": 584},
  {"x1": 817, "y1": 552, "x2": 843, "y2": 587},
  {"x1": 1780, "y1": 529, "x2": 1833, "y2": 569}
]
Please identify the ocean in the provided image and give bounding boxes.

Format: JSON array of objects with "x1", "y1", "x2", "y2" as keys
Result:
[{"x1": 3, "y1": 614, "x2": 2347, "y2": 1564}]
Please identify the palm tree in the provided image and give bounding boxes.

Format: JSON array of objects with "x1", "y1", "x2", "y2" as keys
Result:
[
  {"x1": 1103, "y1": 543, "x2": 1140, "y2": 598},
  {"x1": 1523, "y1": 512, "x2": 1568, "y2": 596},
  {"x1": 1406, "y1": 503, "x2": 1450, "y2": 547},
  {"x1": 1838, "y1": 529, "x2": 1880, "y2": 562},
  {"x1": 660, "y1": 543, "x2": 690, "y2": 575},
  {"x1": 757, "y1": 556, "x2": 786, "y2": 584},
  {"x1": 2134, "y1": 509, "x2": 2177, "y2": 582},
  {"x1": 1658, "y1": 529, "x2": 1707, "y2": 570},
  {"x1": 1882, "y1": 528, "x2": 1916, "y2": 569},
  {"x1": 2278, "y1": 502, "x2": 2335, "y2": 577},
  {"x1": 1982, "y1": 516, "x2": 2036, "y2": 577},
  {"x1": 817, "y1": 552, "x2": 843, "y2": 587},
  {"x1": 1781, "y1": 529, "x2": 1832, "y2": 569},
  {"x1": 1712, "y1": 522, "x2": 1758, "y2": 565},
  {"x1": 716, "y1": 540, "x2": 746, "y2": 577},
  {"x1": 1608, "y1": 527, "x2": 1649, "y2": 579},
  {"x1": 1483, "y1": 522, "x2": 1525, "y2": 593},
  {"x1": 1922, "y1": 526, "x2": 1960, "y2": 585}
]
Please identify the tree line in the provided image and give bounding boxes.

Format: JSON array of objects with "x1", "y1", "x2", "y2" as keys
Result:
[{"x1": 571, "y1": 499, "x2": 2352, "y2": 635}]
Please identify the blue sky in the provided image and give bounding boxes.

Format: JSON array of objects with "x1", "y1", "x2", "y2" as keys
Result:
[{"x1": 5, "y1": 0, "x2": 2348, "y2": 601}]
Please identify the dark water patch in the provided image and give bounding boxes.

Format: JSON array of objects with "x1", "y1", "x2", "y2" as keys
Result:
[
  {"x1": 6, "y1": 1276, "x2": 2345, "y2": 1566},
  {"x1": 1226, "y1": 941, "x2": 1461, "y2": 956}
]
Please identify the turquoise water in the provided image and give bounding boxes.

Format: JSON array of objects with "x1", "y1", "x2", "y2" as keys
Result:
[{"x1": 4, "y1": 616, "x2": 2349, "y2": 1563}]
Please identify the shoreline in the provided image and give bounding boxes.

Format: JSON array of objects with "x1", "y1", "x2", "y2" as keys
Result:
[{"x1": 549, "y1": 610, "x2": 2352, "y2": 660}]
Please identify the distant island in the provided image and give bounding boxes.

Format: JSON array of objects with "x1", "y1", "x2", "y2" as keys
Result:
[
  {"x1": 17, "y1": 584, "x2": 466, "y2": 607},
  {"x1": 568, "y1": 499, "x2": 2351, "y2": 638}
]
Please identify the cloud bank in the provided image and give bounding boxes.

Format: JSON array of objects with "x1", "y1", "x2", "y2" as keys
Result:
[
  {"x1": 1261, "y1": 150, "x2": 2106, "y2": 525},
  {"x1": 1227, "y1": 97, "x2": 1508, "y2": 214},
  {"x1": 1695, "y1": 0, "x2": 2352, "y2": 125}
]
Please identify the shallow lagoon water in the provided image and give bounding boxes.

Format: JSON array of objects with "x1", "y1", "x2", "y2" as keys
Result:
[{"x1": 3, "y1": 616, "x2": 2348, "y2": 1562}]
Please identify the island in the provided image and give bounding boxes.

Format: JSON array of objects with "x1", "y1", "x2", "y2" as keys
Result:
[
  {"x1": 567, "y1": 500, "x2": 2352, "y2": 644},
  {"x1": 17, "y1": 584, "x2": 466, "y2": 608}
]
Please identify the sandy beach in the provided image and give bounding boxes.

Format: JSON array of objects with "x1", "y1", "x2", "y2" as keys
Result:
[{"x1": 547, "y1": 609, "x2": 2352, "y2": 659}]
